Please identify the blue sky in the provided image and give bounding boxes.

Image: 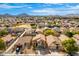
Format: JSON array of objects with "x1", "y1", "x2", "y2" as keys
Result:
[{"x1": 0, "y1": 3, "x2": 79, "y2": 16}]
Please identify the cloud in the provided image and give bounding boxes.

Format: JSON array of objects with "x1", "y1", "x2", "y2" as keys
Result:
[
  {"x1": 0, "y1": 3, "x2": 79, "y2": 15},
  {"x1": 45, "y1": 3, "x2": 58, "y2": 4},
  {"x1": 27, "y1": 6, "x2": 33, "y2": 8},
  {"x1": 70, "y1": 5, "x2": 79, "y2": 9},
  {"x1": 0, "y1": 4, "x2": 25, "y2": 9},
  {"x1": 38, "y1": 3, "x2": 63, "y2": 8},
  {"x1": 63, "y1": 4, "x2": 79, "y2": 10},
  {"x1": 31, "y1": 7, "x2": 79, "y2": 15},
  {"x1": 32, "y1": 4, "x2": 79, "y2": 15},
  {"x1": 32, "y1": 8, "x2": 62, "y2": 15},
  {"x1": 0, "y1": 4, "x2": 33, "y2": 9}
]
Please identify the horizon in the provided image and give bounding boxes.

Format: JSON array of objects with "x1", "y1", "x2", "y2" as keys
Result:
[{"x1": 0, "y1": 3, "x2": 79, "y2": 16}]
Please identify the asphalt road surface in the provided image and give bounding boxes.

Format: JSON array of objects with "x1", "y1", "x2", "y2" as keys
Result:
[{"x1": 13, "y1": 36, "x2": 33, "y2": 54}]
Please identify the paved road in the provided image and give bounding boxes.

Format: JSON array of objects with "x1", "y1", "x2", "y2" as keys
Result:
[
  {"x1": 12, "y1": 36, "x2": 33, "y2": 54},
  {"x1": 4, "y1": 29, "x2": 33, "y2": 54}
]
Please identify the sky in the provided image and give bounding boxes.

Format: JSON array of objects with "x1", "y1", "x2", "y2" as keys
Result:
[{"x1": 0, "y1": 3, "x2": 79, "y2": 16}]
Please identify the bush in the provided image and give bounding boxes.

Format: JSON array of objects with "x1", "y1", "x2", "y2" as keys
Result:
[
  {"x1": 75, "y1": 31, "x2": 79, "y2": 34},
  {"x1": 0, "y1": 29, "x2": 8, "y2": 36},
  {"x1": 64, "y1": 31, "x2": 75, "y2": 37},
  {"x1": 43, "y1": 29, "x2": 57, "y2": 36},
  {"x1": 62, "y1": 38, "x2": 79, "y2": 55},
  {"x1": 0, "y1": 38, "x2": 6, "y2": 50},
  {"x1": 30, "y1": 24, "x2": 37, "y2": 29},
  {"x1": 48, "y1": 22, "x2": 53, "y2": 26}
]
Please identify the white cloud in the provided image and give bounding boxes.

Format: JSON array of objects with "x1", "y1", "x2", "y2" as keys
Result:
[
  {"x1": 32, "y1": 8, "x2": 54, "y2": 13},
  {"x1": 31, "y1": 8, "x2": 79, "y2": 15},
  {"x1": 27, "y1": 6, "x2": 33, "y2": 8},
  {"x1": 64, "y1": 4, "x2": 79, "y2": 10},
  {"x1": 70, "y1": 5, "x2": 79, "y2": 9},
  {"x1": 0, "y1": 4, "x2": 33, "y2": 9},
  {"x1": 0, "y1": 4, "x2": 25, "y2": 9},
  {"x1": 32, "y1": 8, "x2": 61, "y2": 15},
  {"x1": 46, "y1": 3, "x2": 58, "y2": 4},
  {"x1": 38, "y1": 3, "x2": 63, "y2": 8},
  {"x1": 32, "y1": 9, "x2": 51, "y2": 13}
]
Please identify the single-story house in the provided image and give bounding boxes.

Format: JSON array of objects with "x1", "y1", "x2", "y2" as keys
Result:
[
  {"x1": 35, "y1": 28, "x2": 44, "y2": 34},
  {"x1": 32, "y1": 34, "x2": 47, "y2": 49},
  {"x1": 32, "y1": 34, "x2": 62, "y2": 51},
  {"x1": 59, "y1": 34, "x2": 70, "y2": 42},
  {"x1": 46, "y1": 35, "x2": 61, "y2": 50},
  {"x1": 73, "y1": 34, "x2": 79, "y2": 45},
  {"x1": 1, "y1": 34, "x2": 15, "y2": 44}
]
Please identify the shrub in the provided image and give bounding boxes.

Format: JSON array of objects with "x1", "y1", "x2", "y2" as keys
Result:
[
  {"x1": 30, "y1": 24, "x2": 37, "y2": 29},
  {"x1": 43, "y1": 29, "x2": 57, "y2": 36},
  {"x1": 0, "y1": 29, "x2": 8, "y2": 36},
  {"x1": 62, "y1": 38, "x2": 79, "y2": 56},
  {"x1": 64, "y1": 31, "x2": 75, "y2": 37},
  {"x1": 0, "y1": 38, "x2": 6, "y2": 50}
]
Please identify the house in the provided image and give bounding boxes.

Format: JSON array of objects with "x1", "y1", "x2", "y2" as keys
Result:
[
  {"x1": 73, "y1": 34, "x2": 79, "y2": 40},
  {"x1": 35, "y1": 28, "x2": 44, "y2": 34},
  {"x1": 7, "y1": 27, "x2": 24, "y2": 35},
  {"x1": 73, "y1": 34, "x2": 79, "y2": 45},
  {"x1": 32, "y1": 34, "x2": 47, "y2": 49},
  {"x1": 58, "y1": 34, "x2": 70, "y2": 51},
  {"x1": 0, "y1": 27, "x2": 6, "y2": 31},
  {"x1": 59, "y1": 34, "x2": 70, "y2": 42},
  {"x1": 1, "y1": 34, "x2": 15, "y2": 44},
  {"x1": 38, "y1": 22, "x2": 45, "y2": 28},
  {"x1": 32, "y1": 34, "x2": 61, "y2": 51},
  {"x1": 46, "y1": 35, "x2": 61, "y2": 50},
  {"x1": 60, "y1": 27, "x2": 69, "y2": 33},
  {"x1": 53, "y1": 27, "x2": 60, "y2": 32}
]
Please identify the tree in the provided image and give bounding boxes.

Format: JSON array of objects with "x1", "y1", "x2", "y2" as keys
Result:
[
  {"x1": 0, "y1": 38, "x2": 6, "y2": 50},
  {"x1": 75, "y1": 31, "x2": 79, "y2": 34},
  {"x1": 30, "y1": 24, "x2": 37, "y2": 29},
  {"x1": 0, "y1": 29, "x2": 8, "y2": 36},
  {"x1": 48, "y1": 22, "x2": 53, "y2": 26},
  {"x1": 62, "y1": 38, "x2": 79, "y2": 56},
  {"x1": 43, "y1": 29, "x2": 58, "y2": 36},
  {"x1": 64, "y1": 31, "x2": 75, "y2": 37}
]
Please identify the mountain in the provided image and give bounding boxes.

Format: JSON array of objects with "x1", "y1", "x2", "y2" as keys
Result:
[
  {"x1": 17, "y1": 13, "x2": 30, "y2": 17},
  {"x1": 0, "y1": 13, "x2": 16, "y2": 17},
  {"x1": 64, "y1": 14, "x2": 79, "y2": 18}
]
